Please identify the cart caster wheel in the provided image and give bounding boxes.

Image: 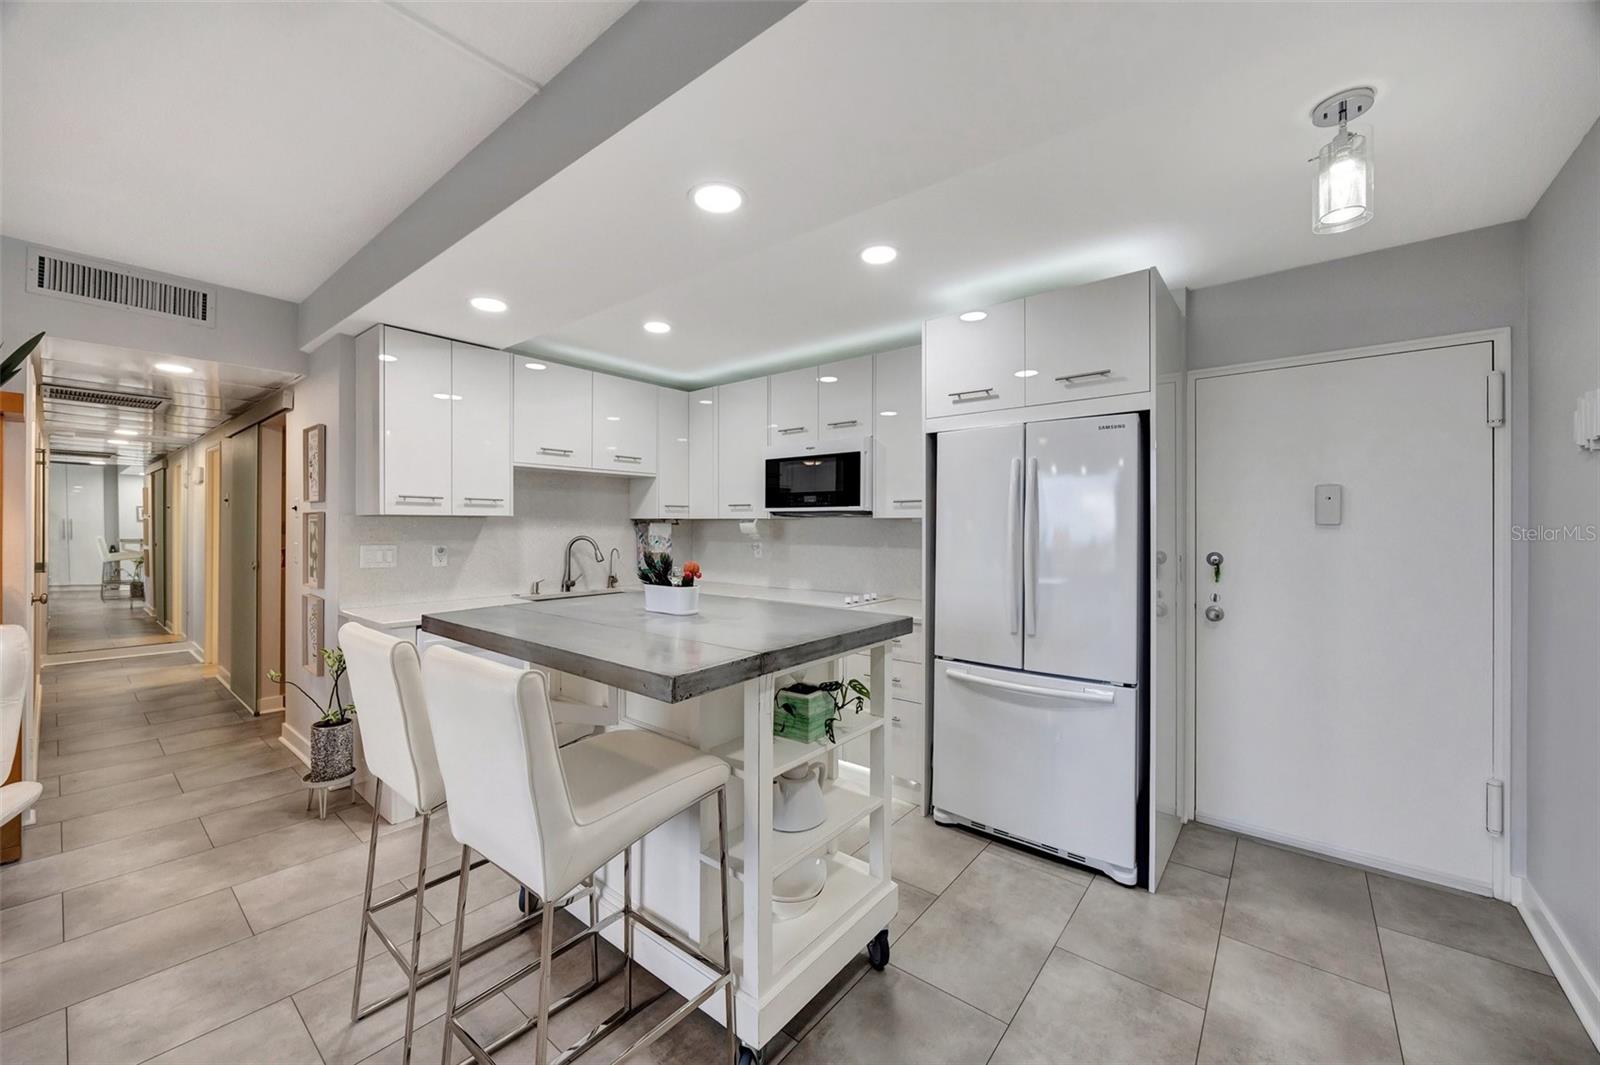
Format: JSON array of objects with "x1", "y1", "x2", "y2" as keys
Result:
[
  {"x1": 866, "y1": 928, "x2": 890, "y2": 971},
  {"x1": 518, "y1": 886, "x2": 541, "y2": 915},
  {"x1": 738, "y1": 1046, "x2": 763, "y2": 1065}
]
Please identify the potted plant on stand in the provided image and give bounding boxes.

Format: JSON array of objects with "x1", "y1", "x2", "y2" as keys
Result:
[
  {"x1": 637, "y1": 553, "x2": 702, "y2": 615},
  {"x1": 128, "y1": 558, "x2": 145, "y2": 601},
  {"x1": 269, "y1": 647, "x2": 355, "y2": 782}
]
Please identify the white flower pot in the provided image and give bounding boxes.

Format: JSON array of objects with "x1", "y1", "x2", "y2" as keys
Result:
[{"x1": 644, "y1": 585, "x2": 700, "y2": 615}]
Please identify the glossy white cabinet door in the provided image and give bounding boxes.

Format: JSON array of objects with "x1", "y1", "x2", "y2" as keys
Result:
[
  {"x1": 717, "y1": 377, "x2": 769, "y2": 518},
  {"x1": 817, "y1": 355, "x2": 873, "y2": 439},
  {"x1": 592, "y1": 373, "x2": 657, "y2": 475},
  {"x1": 872, "y1": 345, "x2": 923, "y2": 519},
  {"x1": 889, "y1": 698, "x2": 926, "y2": 784},
  {"x1": 688, "y1": 388, "x2": 718, "y2": 518},
  {"x1": 382, "y1": 326, "x2": 453, "y2": 513},
  {"x1": 514, "y1": 361, "x2": 592, "y2": 468},
  {"x1": 767, "y1": 368, "x2": 816, "y2": 446},
  {"x1": 1024, "y1": 270, "x2": 1150, "y2": 405},
  {"x1": 450, "y1": 342, "x2": 513, "y2": 516},
  {"x1": 924, "y1": 298, "x2": 1024, "y2": 419},
  {"x1": 633, "y1": 386, "x2": 689, "y2": 518}
]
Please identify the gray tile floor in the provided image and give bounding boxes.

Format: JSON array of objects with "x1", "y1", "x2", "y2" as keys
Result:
[
  {"x1": 44, "y1": 587, "x2": 183, "y2": 656},
  {"x1": 2, "y1": 653, "x2": 1596, "y2": 1064}
]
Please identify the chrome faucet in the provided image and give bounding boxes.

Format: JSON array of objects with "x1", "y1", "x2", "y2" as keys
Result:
[
  {"x1": 607, "y1": 547, "x2": 622, "y2": 589},
  {"x1": 561, "y1": 535, "x2": 605, "y2": 592}
]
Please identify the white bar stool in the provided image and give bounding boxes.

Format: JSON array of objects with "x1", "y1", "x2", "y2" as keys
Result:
[
  {"x1": 422, "y1": 645, "x2": 738, "y2": 1065},
  {"x1": 0, "y1": 626, "x2": 44, "y2": 827},
  {"x1": 340, "y1": 624, "x2": 554, "y2": 1064}
]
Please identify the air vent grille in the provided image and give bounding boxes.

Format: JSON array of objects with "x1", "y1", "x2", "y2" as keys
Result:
[
  {"x1": 43, "y1": 384, "x2": 167, "y2": 412},
  {"x1": 28, "y1": 248, "x2": 214, "y2": 325}
]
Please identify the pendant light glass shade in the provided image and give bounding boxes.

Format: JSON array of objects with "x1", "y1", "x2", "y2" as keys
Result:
[{"x1": 1313, "y1": 124, "x2": 1373, "y2": 234}]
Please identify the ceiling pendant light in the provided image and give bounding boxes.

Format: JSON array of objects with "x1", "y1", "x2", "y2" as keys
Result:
[{"x1": 1309, "y1": 87, "x2": 1375, "y2": 235}]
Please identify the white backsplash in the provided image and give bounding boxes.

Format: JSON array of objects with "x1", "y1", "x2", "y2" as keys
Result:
[
  {"x1": 687, "y1": 517, "x2": 922, "y2": 599},
  {"x1": 341, "y1": 468, "x2": 642, "y2": 605}
]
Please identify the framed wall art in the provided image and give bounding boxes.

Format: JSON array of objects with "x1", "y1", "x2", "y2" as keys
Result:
[
  {"x1": 303, "y1": 511, "x2": 324, "y2": 588},
  {"x1": 303, "y1": 424, "x2": 326, "y2": 503},
  {"x1": 303, "y1": 594, "x2": 325, "y2": 675}
]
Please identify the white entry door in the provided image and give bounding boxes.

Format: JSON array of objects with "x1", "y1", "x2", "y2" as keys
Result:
[{"x1": 1194, "y1": 340, "x2": 1498, "y2": 892}]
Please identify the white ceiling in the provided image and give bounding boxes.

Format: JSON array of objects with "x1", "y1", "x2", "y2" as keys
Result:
[
  {"x1": 0, "y1": 0, "x2": 631, "y2": 301},
  {"x1": 353, "y1": 1, "x2": 1600, "y2": 385}
]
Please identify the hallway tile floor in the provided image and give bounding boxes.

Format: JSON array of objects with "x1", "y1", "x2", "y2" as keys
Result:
[{"x1": 1, "y1": 653, "x2": 1594, "y2": 1064}]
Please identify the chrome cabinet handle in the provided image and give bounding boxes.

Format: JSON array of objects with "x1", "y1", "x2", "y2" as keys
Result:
[
  {"x1": 665, "y1": 504, "x2": 689, "y2": 510},
  {"x1": 612, "y1": 455, "x2": 642, "y2": 464},
  {"x1": 892, "y1": 498, "x2": 921, "y2": 505},
  {"x1": 1055, "y1": 369, "x2": 1113, "y2": 383},
  {"x1": 538, "y1": 447, "x2": 574, "y2": 456},
  {"x1": 397, "y1": 494, "x2": 443, "y2": 502},
  {"x1": 461, "y1": 497, "x2": 504, "y2": 504},
  {"x1": 777, "y1": 426, "x2": 808, "y2": 435},
  {"x1": 826, "y1": 419, "x2": 858, "y2": 429},
  {"x1": 727, "y1": 503, "x2": 753, "y2": 510},
  {"x1": 948, "y1": 388, "x2": 996, "y2": 401}
]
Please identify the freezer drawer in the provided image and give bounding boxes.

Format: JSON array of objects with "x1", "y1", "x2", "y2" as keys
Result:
[{"x1": 931, "y1": 659, "x2": 1136, "y2": 874}]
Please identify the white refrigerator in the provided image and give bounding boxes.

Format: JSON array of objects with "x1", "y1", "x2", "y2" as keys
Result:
[{"x1": 931, "y1": 413, "x2": 1144, "y2": 884}]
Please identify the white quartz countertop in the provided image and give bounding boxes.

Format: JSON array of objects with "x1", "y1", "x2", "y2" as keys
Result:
[{"x1": 340, "y1": 582, "x2": 921, "y2": 631}]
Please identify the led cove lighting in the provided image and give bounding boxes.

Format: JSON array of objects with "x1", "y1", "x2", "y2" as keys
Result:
[
  {"x1": 643, "y1": 320, "x2": 672, "y2": 334},
  {"x1": 691, "y1": 183, "x2": 744, "y2": 214},
  {"x1": 959, "y1": 310, "x2": 988, "y2": 322},
  {"x1": 153, "y1": 362, "x2": 193, "y2": 375},
  {"x1": 859, "y1": 245, "x2": 898, "y2": 265},
  {"x1": 470, "y1": 296, "x2": 508, "y2": 313}
]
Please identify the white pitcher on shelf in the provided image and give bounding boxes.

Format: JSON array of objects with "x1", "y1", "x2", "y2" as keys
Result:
[{"x1": 773, "y1": 762, "x2": 827, "y2": 833}]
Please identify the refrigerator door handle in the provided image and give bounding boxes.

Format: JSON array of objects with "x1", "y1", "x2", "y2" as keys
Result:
[
  {"x1": 1006, "y1": 457, "x2": 1022, "y2": 634},
  {"x1": 948, "y1": 669, "x2": 1115, "y2": 704},
  {"x1": 1024, "y1": 457, "x2": 1039, "y2": 636}
]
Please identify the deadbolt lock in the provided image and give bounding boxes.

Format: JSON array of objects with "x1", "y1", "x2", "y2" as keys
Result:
[{"x1": 1205, "y1": 551, "x2": 1224, "y2": 582}]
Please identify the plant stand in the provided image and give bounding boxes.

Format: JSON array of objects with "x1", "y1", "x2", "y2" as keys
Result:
[{"x1": 302, "y1": 769, "x2": 355, "y2": 821}]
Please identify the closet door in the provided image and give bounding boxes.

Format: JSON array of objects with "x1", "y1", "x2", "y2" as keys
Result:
[
  {"x1": 149, "y1": 469, "x2": 168, "y2": 627},
  {"x1": 67, "y1": 465, "x2": 107, "y2": 584},
  {"x1": 224, "y1": 431, "x2": 258, "y2": 708}
]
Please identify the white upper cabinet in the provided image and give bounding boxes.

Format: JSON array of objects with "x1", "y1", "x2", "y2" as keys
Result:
[
  {"x1": 592, "y1": 373, "x2": 658, "y2": 475},
  {"x1": 923, "y1": 298, "x2": 1025, "y2": 419},
  {"x1": 767, "y1": 368, "x2": 817, "y2": 446},
  {"x1": 450, "y1": 342, "x2": 513, "y2": 516},
  {"x1": 357, "y1": 325, "x2": 452, "y2": 514},
  {"x1": 688, "y1": 388, "x2": 718, "y2": 518},
  {"x1": 1024, "y1": 270, "x2": 1150, "y2": 405},
  {"x1": 717, "y1": 377, "x2": 769, "y2": 518},
  {"x1": 873, "y1": 345, "x2": 924, "y2": 519},
  {"x1": 514, "y1": 360, "x2": 592, "y2": 469},
  {"x1": 630, "y1": 387, "x2": 689, "y2": 519},
  {"x1": 818, "y1": 355, "x2": 873, "y2": 439}
]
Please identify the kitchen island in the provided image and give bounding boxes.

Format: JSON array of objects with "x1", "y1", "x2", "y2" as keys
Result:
[{"x1": 420, "y1": 591, "x2": 913, "y2": 1059}]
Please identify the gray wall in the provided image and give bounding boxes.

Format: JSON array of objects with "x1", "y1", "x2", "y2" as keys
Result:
[
  {"x1": 1524, "y1": 118, "x2": 1600, "y2": 1000},
  {"x1": 1, "y1": 236, "x2": 306, "y2": 376}
]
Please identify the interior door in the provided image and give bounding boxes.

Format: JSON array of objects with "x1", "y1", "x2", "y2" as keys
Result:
[
  {"x1": 1194, "y1": 341, "x2": 1496, "y2": 890},
  {"x1": 933, "y1": 425, "x2": 1023, "y2": 669},
  {"x1": 1023, "y1": 415, "x2": 1141, "y2": 684},
  {"x1": 148, "y1": 469, "x2": 167, "y2": 626},
  {"x1": 224, "y1": 429, "x2": 258, "y2": 710}
]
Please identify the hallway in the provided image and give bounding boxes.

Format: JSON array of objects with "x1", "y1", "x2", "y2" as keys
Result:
[{"x1": 44, "y1": 588, "x2": 179, "y2": 656}]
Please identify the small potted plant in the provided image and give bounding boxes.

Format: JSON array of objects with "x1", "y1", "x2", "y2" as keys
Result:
[
  {"x1": 128, "y1": 558, "x2": 145, "y2": 601},
  {"x1": 269, "y1": 647, "x2": 355, "y2": 781},
  {"x1": 637, "y1": 553, "x2": 702, "y2": 615}
]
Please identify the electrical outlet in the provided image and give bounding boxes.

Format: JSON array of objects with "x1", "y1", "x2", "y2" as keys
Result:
[
  {"x1": 750, "y1": 541, "x2": 763, "y2": 559},
  {"x1": 359, "y1": 544, "x2": 396, "y2": 569},
  {"x1": 432, "y1": 545, "x2": 448, "y2": 568}
]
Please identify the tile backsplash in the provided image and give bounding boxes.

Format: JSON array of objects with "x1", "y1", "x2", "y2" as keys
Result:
[{"x1": 686, "y1": 516, "x2": 922, "y2": 599}]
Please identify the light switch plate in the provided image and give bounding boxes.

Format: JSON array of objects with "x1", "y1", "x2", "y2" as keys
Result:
[
  {"x1": 1315, "y1": 484, "x2": 1343, "y2": 526},
  {"x1": 432, "y1": 545, "x2": 448, "y2": 568},
  {"x1": 359, "y1": 544, "x2": 397, "y2": 569}
]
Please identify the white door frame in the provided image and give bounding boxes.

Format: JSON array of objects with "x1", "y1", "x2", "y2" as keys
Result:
[{"x1": 1184, "y1": 327, "x2": 1513, "y2": 899}]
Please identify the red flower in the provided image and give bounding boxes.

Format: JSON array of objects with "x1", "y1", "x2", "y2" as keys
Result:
[{"x1": 682, "y1": 561, "x2": 702, "y2": 578}]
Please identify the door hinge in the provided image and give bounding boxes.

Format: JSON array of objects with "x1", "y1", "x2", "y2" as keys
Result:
[
  {"x1": 1486, "y1": 370, "x2": 1506, "y2": 427},
  {"x1": 1485, "y1": 778, "x2": 1505, "y2": 835}
]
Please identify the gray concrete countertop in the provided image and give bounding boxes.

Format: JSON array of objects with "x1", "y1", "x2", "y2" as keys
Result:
[{"x1": 420, "y1": 591, "x2": 913, "y2": 703}]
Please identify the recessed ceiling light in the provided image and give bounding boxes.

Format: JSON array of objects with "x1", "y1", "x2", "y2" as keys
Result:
[
  {"x1": 1014, "y1": 369, "x2": 1039, "y2": 378},
  {"x1": 113, "y1": 428, "x2": 139, "y2": 436},
  {"x1": 378, "y1": 354, "x2": 397, "y2": 362},
  {"x1": 690, "y1": 183, "x2": 744, "y2": 214},
  {"x1": 643, "y1": 320, "x2": 672, "y2": 334},
  {"x1": 959, "y1": 310, "x2": 988, "y2": 322},
  {"x1": 698, "y1": 399, "x2": 714, "y2": 405},
  {"x1": 817, "y1": 376, "x2": 839, "y2": 384},
  {"x1": 470, "y1": 296, "x2": 507, "y2": 313},
  {"x1": 153, "y1": 362, "x2": 193, "y2": 375},
  {"x1": 605, "y1": 416, "x2": 621, "y2": 422},
  {"x1": 524, "y1": 362, "x2": 547, "y2": 371},
  {"x1": 859, "y1": 245, "x2": 898, "y2": 265},
  {"x1": 879, "y1": 410, "x2": 899, "y2": 417}
]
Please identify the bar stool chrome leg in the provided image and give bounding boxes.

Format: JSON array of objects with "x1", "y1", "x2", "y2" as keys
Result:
[
  {"x1": 718, "y1": 787, "x2": 738, "y2": 1064},
  {"x1": 350, "y1": 780, "x2": 385, "y2": 1023}
]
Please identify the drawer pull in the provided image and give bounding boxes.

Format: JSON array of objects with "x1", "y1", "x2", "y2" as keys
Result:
[
  {"x1": 827, "y1": 419, "x2": 858, "y2": 429},
  {"x1": 948, "y1": 388, "x2": 996, "y2": 401},
  {"x1": 612, "y1": 454, "x2": 643, "y2": 464},
  {"x1": 777, "y1": 426, "x2": 808, "y2": 435},
  {"x1": 891, "y1": 715, "x2": 902, "y2": 724},
  {"x1": 891, "y1": 677, "x2": 902, "y2": 686},
  {"x1": 538, "y1": 447, "x2": 574, "y2": 457},
  {"x1": 892, "y1": 498, "x2": 921, "y2": 505},
  {"x1": 396, "y1": 494, "x2": 443, "y2": 502},
  {"x1": 461, "y1": 497, "x2": 505, "y2": 504},
  {"x1": 727, "y1": 503, "x2": 753, "y2": 510},
  {"x1": 665, "y1": 505, "x2": 689, "y2": 510},
  {"x1": 1055, "y1": 369, "x2": 1113, "y2": 384}
]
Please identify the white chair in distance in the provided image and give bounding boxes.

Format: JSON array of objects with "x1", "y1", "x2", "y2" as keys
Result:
[
  {"x1": 94, "y1": 535, "x2": 142, "y2": 602},
  {"x1": 423, "y1": 645, "x2": 738, "y2": 1065},
  {"x1": 340, "y1": 623, "x2": 572, "y2": 1064},
  {"x1": 0, "y1": 625, "x2": 43, "y2": 828}
]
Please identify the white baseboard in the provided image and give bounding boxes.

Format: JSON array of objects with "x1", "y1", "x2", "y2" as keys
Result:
[
  {"x1": 256, "y1": 694, "x2": 285, "y2": 713},
  {"x1": 278, "y1": 719, "x2": 311, "y2": 768},
  {"x1": 1516, "y1": 876, "x2": 1600, "y2": 1051}
]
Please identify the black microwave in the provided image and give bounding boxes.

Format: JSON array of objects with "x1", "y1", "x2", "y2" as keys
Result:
[{"x1": 764, "y1": 439, "x2": 873, "y2": 513}]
